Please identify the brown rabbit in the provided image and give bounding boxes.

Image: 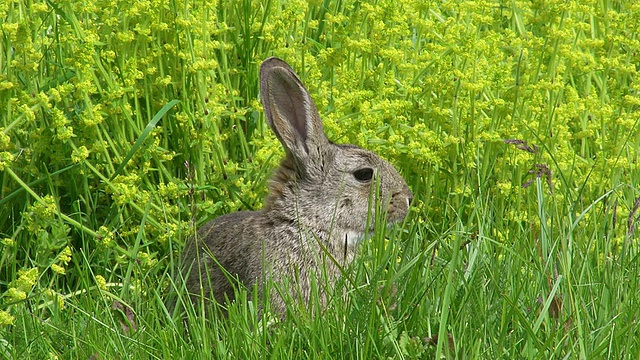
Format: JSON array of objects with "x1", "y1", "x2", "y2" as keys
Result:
[{"x1": 177, "y1": 57, "x2": 412, "y2": 315}]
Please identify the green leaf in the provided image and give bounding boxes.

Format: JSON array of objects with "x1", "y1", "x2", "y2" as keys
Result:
[{"x1": 110, "y1": 100, "x2": 180, "y2": 181}]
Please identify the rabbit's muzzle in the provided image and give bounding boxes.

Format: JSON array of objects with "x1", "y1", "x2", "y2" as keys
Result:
[{"x1": 387, "y1": 189, "x2": 412, "y2": 223}]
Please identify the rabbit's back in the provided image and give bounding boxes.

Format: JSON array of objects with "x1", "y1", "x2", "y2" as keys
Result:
[
  {"x1": 181, "y1": 211, "x2": 264, "y2": 306},
  {"x1": 180, "y1": 210, "x2": 321, "y2": 310}
]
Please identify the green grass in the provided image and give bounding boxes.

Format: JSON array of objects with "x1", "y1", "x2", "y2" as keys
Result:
[{"x1": 1, "y1": 0, "x2": 640, "y2": 358}]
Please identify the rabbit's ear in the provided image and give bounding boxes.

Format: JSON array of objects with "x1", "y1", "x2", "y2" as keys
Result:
[{"x1": 260, "y1": 57, "x2": 328, "y2": 158}]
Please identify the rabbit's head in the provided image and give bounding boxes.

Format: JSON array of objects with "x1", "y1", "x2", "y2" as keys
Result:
[{"x1": 260, "y1": 58, "x2": 412, "y2": 248}]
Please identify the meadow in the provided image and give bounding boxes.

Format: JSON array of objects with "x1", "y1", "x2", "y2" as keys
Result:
[{"x1": 1, "y1": 0, "x2": 640, "y2": 358}]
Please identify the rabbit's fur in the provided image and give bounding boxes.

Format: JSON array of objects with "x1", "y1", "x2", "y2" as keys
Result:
[{"x1": 178, "y1": 57, "x2": 412, "y2": 315}]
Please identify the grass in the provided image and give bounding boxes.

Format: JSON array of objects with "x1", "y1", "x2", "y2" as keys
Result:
[{"x1": 1, "y1": 0, "x2": 640, "y2": 358}]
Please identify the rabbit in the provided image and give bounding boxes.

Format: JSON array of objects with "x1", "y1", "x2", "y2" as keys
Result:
[{"x1": 177, "y1": 57, "x2": 412, "y2": 316}]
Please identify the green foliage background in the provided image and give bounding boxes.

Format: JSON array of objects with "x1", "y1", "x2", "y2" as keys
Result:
[{"x1": 1, "y1": 0, "x2": 640, "y2": 358}]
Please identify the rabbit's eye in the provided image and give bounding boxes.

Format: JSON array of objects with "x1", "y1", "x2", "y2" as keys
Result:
[{"x1": 353, "y1": 168, "x2": 374, "y2": 182}]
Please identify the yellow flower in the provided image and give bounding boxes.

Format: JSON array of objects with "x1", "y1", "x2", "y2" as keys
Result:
[
  {"x1": 55, "y1": 126, "x2": 75, "y2": 142},
  {"x1": 51, "y1": 264, "x2": 66, "y2": 275},
  {"x1": 97, "y1": 226, "x2": 115, "y2": 248},
  {"x1": 137, "y1": 252, "x2": 158, "y2": 269},
  {"x1": 0, "y1": 129, "x2": 10, "y2": 149},
  {"x1": 0, "y1": 310, "x2": 15, "y2": 326},
  {"x1": 6, "y1": 287, "x2": 27, "y2": 302},
  {"x1": 0, "y1": 81, "x2": 14, "y2": 90},
  {"x1": 95, "y1": 275, "x2": 107, "y2": 291},
  {"x1": 13, "y1": 268, "x2": 39, "y2": 293},
  {"x1": 71, "y1": 146, "x2": 89, "y2": 163},
  {"x1": 58, "y1": 246, "x2": 72, "y2": 264},
  {"x1": 0, "y1": 151, "x2": 14, "y2": 171},
  {"x1": 497, "y1": 181, "x2": 513, "y2": 195}
]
